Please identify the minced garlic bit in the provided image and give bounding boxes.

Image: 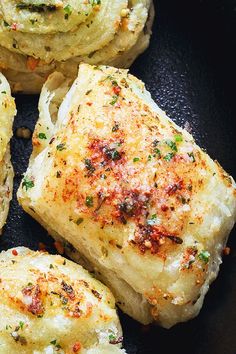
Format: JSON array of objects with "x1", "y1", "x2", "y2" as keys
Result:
[{"x1": 120, "y1": 8, "x2": 130, "y2": 18}]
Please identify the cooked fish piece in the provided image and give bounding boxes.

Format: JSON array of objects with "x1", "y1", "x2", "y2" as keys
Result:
[
  {"x1": 0, "y1": 0, "x2": 154, "y2": 93},
  {"x1": 18, "y1": 64, "x2": 236, "y2": 328},
  {"x1": 0, "y1": 73, "x2": 16, "y2": 233},
  {"x1": 0, "y1": 247, "x2": 125, "y2": 353}
]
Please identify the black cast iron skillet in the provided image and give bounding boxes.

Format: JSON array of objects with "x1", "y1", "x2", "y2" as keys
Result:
[{"x1": 1, "y1": 0, "x2": 236, "y2": 353}]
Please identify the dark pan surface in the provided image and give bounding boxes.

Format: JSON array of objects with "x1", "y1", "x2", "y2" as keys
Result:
[{"x1": 1, "y1": 0, "x2": 236, "y2": 353}]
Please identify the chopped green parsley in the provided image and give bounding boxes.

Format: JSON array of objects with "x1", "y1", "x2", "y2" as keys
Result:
[
  {"x1": 174, "y1": 134, "x2": 183, "y2": 142},
  {"x1": 198, "y1": 250, "x2": 210, "y2": 264},
  {"x1": 56, "y1": 143, "x2": 66, "y2": 151},
  {"x1": 112, "y1": 124, "x2": 119, "y2": 132},
  {"x1": 22, "y1": 177, "x2": 34, "y2": 191},
  {"x1": 19, "y1": 321, "x2": 24, "y2": 330},
  {"x1": 90, "y1": 0, "x2": 101, "y2": 5},
  {"x1": 147, "y1": 214, "x2": 158, "y2": 225},
  {"x1": 38, "y1": 133, "x2": 47, "y2": 140},
  {"x1": 188, "y1": 152, "x2": 196, "y2": 162},
  {"x1": 165, "y1": 139, "x2": 177, "y2": 152},
  {"x1": 76, "y1": 218, "x2": 84, "y2": 225},
  {"x1": 85, "y1": 196, "x2": 94, "y2": 208},
  {"x1": 16, "y1": 4, "x2": 56, "y2": 12},
  {"x1": 84, "y1": 158, "x2": 95, "y2": 174},
  {"x1": 110, "y1": 95, "x2": 119, "y2": 106},
  {"x1": 163, "y1": 152, "x2": 175, "y2": 161},
  {"x1": 64, "y1": 5, "x2": 72, "y2": 19}
]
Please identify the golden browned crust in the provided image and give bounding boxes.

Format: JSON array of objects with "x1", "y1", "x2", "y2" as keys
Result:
[
  {"x1": 0, "y1": 247, "x2": 125, "y2": 353},
  {"x1": 0, "y1": 1, "x2": 154, "y2": 93},
  {"x1": 18, "y1": 64, "x2": 236, "y2": 327}
]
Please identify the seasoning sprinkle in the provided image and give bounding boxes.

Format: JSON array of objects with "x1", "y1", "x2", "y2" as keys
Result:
[
  {"x1": 85, "y1": 196, "x2": 94, "y2": 207},
  {"x1": 56, "y1": 143, "x2": 66, "y2": 151}
]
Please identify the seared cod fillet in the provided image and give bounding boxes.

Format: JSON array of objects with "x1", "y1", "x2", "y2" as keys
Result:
[
  {"x1": 0, "y1": 73, "x2": 15, "y2": 233},
  {"x1": 18, "y1": 64, "x2": 236, "y2": 328},
  {"x1": 0, "y1": 247, "x2": 125, "y2": 354}
]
